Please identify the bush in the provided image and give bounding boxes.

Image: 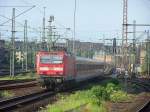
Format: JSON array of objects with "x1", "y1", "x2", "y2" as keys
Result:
[
  {"x1": 110, "y1": 90, "x2": 129, "y2": 102},
  {"x1": 109, "y1": 79, "x2": 120, "y2": 85},
  {"x1": 47, "y1": 106, "x2": 63, "y2": 112},
  {"x1": 91, "y1": 80, "x2": 128, "y2": 104},
  {"x1": 91, "y1": 86, "x2": 109, "y2": 105},
  {"x1": 106, "y1": 83, "x2": 116, "y2": 94},
  {"x1": 106, "y1": 83, "x2": 121, "y2": 94}
]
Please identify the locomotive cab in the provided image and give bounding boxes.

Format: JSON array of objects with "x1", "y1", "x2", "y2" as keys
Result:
[{"x1": 36, "y1": 51, "x2": 76, "y2": 89}]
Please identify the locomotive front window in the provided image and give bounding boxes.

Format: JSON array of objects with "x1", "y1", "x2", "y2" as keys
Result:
[{"x1": 40, "y1": 55, "x2": 63, "y2": 64}]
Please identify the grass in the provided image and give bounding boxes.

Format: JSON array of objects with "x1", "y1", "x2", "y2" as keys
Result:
[
  {"x1": 0, "y1": 72, "x2": 37, "y2": 80},
  {"x1": 41, "y1": 79, "x2": 131, "y2": 112},
  {"x1": 41, "y1": 90, "x2": 108, "y2": 112},
  {"x1": 0, "y1": 90, "x2": 14, "y2": 98}
]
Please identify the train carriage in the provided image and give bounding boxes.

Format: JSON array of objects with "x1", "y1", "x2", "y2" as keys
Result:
[
  {"x1": 36, "y1": 50, "x2": 112, "y2": 89},
  {"x1": 75, "y1": 57, "x2": 105, "y2": 81}
]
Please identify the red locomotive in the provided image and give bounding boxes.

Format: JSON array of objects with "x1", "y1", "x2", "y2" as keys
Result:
[{"x1": 36, "y1": 49, "x2": 112, "y2": 89}]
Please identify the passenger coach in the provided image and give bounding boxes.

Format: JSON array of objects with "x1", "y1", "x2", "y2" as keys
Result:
[{"x1": 36, "y1": 50, "x2": 111, "y2": 89}]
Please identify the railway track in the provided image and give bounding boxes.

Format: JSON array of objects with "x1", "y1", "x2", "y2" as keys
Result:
[
  {"x1": 128, "y1": 80, "x2": 150, "y2": 92},
  {"x1": 133, "y1": 79, "x2": 150, "y2": 112},
  {"x1": 137, "y1": 100, "x2": 150, "y2": 112},
  {"x1": 0, "y1": 90, "x2": 54, "y2": 111},
  {"x1": 0, "y1": 79, "x2": 36, "y2": 85},
  {"x1": 126, "y1": 78, "x2": 150, "y2": 112},
  {"x1": 0, "y1": 76, "x2": 108, "y2": 112},
  {"x1": 0, "y1": 70, "x2": 35, "y2": 76},
  {"x1": 0, "y1": 80, "x2": 38, "y2": 90}
]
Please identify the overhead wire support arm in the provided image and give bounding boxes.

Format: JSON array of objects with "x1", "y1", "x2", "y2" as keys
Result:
[
  {"x1": 123, "y1": 24, "x2": 150, "y2": 26},
  {"x1": 0, "y1": 6, "x2": 34, "y2": 7},
  {"x1": 0, "y1": 5, "x2": 36, "y2": 26}
]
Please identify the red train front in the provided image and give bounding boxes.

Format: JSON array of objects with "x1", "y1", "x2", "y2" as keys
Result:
[{"x1": 36, "y1": 51, "x2": 76, "y2": 89}]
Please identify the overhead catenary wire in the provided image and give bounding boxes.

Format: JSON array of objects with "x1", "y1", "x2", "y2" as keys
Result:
[
  {"x1": 0, "y1": 5, "x2": 35, "y2": 26},
  {"x1": 21, "y1": 0, "x2": 43, "y2": 14},
  {"x1": 0, "y1": 14, "x2": 41, "y2": 41},
  {"x1": 0, "y1": 6, "x2": 34, "y2": 7},
  {"x1": 0, "y1": 14, "x2": 41, "y2": 32}
]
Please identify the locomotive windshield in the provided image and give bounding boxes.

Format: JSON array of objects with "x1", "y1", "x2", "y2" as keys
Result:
[{"x1": 40, "y1": 55, "x2": 63, "y2": 64}]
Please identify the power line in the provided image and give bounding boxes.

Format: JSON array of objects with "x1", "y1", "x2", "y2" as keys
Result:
[
  {"x1": 0, "y1": 14, "x2": 42, "y2": 34},
  {"x1": 21, "y1": 0, "x2": 43, "y2": 14},
  {"x1": 0, "y1": 5, "x2": 35, "y2": 26},
  {"x1": 22, "y1": 0, "x2": 70, "y2": 35},
  {"x1": 0, "y1": 14, "x2": 25, "y2": 27},
  {"x1": 0, "y1": 6, "x2": 34, "y2": 7}
]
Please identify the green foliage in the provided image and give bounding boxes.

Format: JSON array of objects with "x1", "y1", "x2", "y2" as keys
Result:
[
  {"x1": 0, "y1": 91, "x2": 14, "y2": 98},
  {"x1": 110, "y1": 91, "x2": 129, "y2": 102},
  {"x1": 46, "y1": 106, "x2": 63, "y2": 112},
  {"x1": 142, "y1": 42, "x2": 150, "y2": 74},
  {"x1": 83, "y1": 103, "x2": 107, "y2": 112},
  {"x1": 106, "y1": 83, "x2": 120, "y2": 94},
  {"x1": 45, "y1": 91, "x2": 92, "y2": 112},
  {"x1": 91, "y1": 86, "x2": 109, "y2": 105},
  {"x1": 109, "y1": 79, "x2": 120, "y2": 85},
  {"x1": 0, "y1": 72, "x2": 36, "y2": 80},
  {"x1": 42, "y1": 79, "x2": 130, "y2": 112}
]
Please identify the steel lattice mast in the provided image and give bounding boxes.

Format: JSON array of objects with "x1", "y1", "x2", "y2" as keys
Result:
[{"x1": 122, "y1": 0, "x2": 128, "y2": 71}]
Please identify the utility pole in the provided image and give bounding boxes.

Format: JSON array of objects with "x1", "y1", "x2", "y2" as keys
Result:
[
  {"x1": 122, "y1": 0, "x2": 128, "y2": 72},
  {"x1": 42, "y1": 7, "x2": 46, "y2": 50},
  {"x1": 0, "y1": 32, "x2": 1, "y2": 40},
  {"x1": 48, "y1": 16, "x2": 54, "y2": 51},
  {"x1": 73, "y1": 0, "x2": 77, "y2": 55},
  {"x1": 33, "y1": 39, "x2": 37, "y2": 68},
  {"x1": 147, "y1": 31, "x2": 150, "y2": 77},
  {"x1": 10, "y1": 8, "x2": 15, "y2": 77},
  {"x1": 102, "y1": 35, "x2": 106, "y2": 69},
  {"x1": 113, "y1": 38, "x2": 117, "y2": 71},
  {"x1": 132, "y1": 20, "x2": 136, "y2": 75},
  {"x1": 24, "y1": 20, "x2": 28, "y2": 72},
  {"x1": 39, "y1": 27, "x2": 42, "y2": 50},
  {"x1": 21, "y1": 38, "x2": 24, "y2": 71},
  {"x1": 10, "y1": 50, "x2": 12, "y2": 76},
  {"x1": 122, "y1": 0, "x2": 128, "y2": 92}
]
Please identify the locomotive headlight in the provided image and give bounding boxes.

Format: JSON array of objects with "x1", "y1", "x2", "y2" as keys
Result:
[
  {"x1": 39, "y1": 67, "x2": 49, "y2": 71},
  {"x1": 53, "y1": 67, "x2": 63, "y2": 71},
  {"x1": 39, "y1": 67, "x2": 63, "y2": 71}
]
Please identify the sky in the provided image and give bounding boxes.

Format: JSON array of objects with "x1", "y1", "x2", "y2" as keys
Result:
[{"x1": 0, "y1": 0, "x2": 150, "y2": 43}]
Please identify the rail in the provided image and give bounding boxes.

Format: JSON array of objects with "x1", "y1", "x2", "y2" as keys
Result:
[
  {"x1": 0, "y1": 90, "x2": 54, "y2": 111},
  {"x1": 137, "y1": 100, "x2": 150, "y2": 112},
  {"x1": 0, "y1": 80, "x2": 38, "y2": 90}
]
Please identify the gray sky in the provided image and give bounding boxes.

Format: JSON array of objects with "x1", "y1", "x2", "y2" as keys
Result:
[{"x1": 0, "y1": 0, "x2": 150, "y2": 42}]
